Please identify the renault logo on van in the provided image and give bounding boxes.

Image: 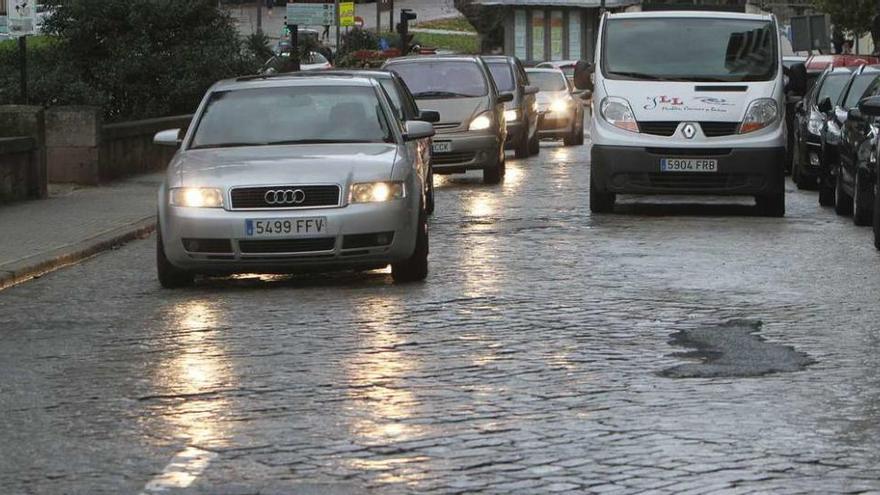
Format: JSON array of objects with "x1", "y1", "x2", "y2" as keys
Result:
[{"x1": 682, "y1": 123, "x2": 697, "y2": 139}]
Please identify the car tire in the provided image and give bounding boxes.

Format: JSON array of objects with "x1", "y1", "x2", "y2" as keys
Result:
[
  {"x1": 425, "y1": 169, "x2": 435, "y2": 215},
  {"x1": 873, "y1": 177, "x2": 880, "y2": 250},
  {"x1": 157, "y1": 229, "x2": 194, "y2": 289},
  {"x1": 514, "y1": 129, "x2": 530, "y2": 159},
  {"x1": 853, "y1": 167, "x2": 873, "y2": 226},
  {"x1": 563, "y1": 125, "x2": 578, "y2": 146},
  {"x1": 391, "y1": 206, "x2": 428, "y2": 283},
  {"x1": 819, "y1": 174, "x2": 835, "y2": 206},
  {"x1": 835, "y1": 166, "x2": 854, "y2": 216},
  {"x1": 575, "y1": 121, "x2": 585, "y2": 145},
  {"x1": 589, "y1": 174, "x2": 615, "y2": 213},
  {"x1": 528, "y1": 128, "x2": 540, "y2": 155},
  {"x1": 483, "y1": 149, "x2": 505, "y2": 184}
]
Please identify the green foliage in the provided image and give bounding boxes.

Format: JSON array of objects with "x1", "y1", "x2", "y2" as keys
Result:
[
  {"x1": 453, "y1": 0, "x2": 505, "y2": 53},
  {"x1": 246, "y1": 32, "x2": 275, "y2": 64},
  {"x1": 4, "y1": 0, "x2": 260, "y2": 122},
  {"x1": 414, "y1": 32, "x2": 479, "y2": 54},
  {"x1": 339, "y1": 27, "x2": 379, "y2": 56},
  {"x1": 812, "y1": 0, "x2": 877, "y2": 37},
  {"x1": 415, "y1": 16, "x2": 477, "y2": 33}
]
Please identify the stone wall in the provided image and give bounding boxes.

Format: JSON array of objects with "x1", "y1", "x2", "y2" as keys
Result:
[
  {"x1": 0, "y1": 137, "x2": 36, "y2": 203},
  {"x1": 100, "y1": 115, "x2": 192, "y2": 181}
]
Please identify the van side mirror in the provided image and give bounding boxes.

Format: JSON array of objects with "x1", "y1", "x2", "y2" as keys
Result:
[
  {"x1": 573, "y1": 60, "x2": 594, "y2": 92},
  {"x1": 786, "y1": 63, "x2": 807, "y2": 97},
  {"x1": 417, "y1": 110, "x2": 440, "y2": 123},
  {"x1": 858, "y1": 96, "x2": 880, "y2": 117},
  {"x1": 817, "y1": 96, "x2": 833, "y2": 114}
]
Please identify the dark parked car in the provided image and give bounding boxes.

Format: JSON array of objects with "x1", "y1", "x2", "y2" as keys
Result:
[
  {"x1": 792, "y1": 66, "x2": 853, "y2": 191},
  {"x1": 860, "y1": 96, "x2": 880, "y2": 249},
  {"x1": 832, "y1": 69, "x2": 880, "y2": 225},
  {"x1": 819, "y1": 65, "x2": 880, "y2": 210},
  {"x1": 483, "y1": 55, "x2": 540, "y2": 158}
]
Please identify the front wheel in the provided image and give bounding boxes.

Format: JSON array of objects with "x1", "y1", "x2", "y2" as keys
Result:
[
  {"x1": 853, "y1": 168, "x2": 872, "y2": 226},
  {"x1": 391, "y1": 207, "x2": 428, "y2": 283},
  {"x1": 156, "y1": 230, "x2": 194, "y2": 288},
  {"x1": 835, "y1": 166, "x2": 854, "y2": 216},
  {"x1": 755, "y1": 188, "x2": 785, "y2": 217},
  {"x1": 483, "y1": 149, "x2": 505, "y2": 184},
  {"x1": 589, "y1": 174, "x2": 615, "y2": 213}
]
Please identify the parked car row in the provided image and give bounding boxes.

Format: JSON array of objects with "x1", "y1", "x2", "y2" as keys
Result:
[
  {"x1": 151, "y1": 54, "x2": 586, "y2": 287},
  {"x1": 792, "y1": 61, "x2": 880, "y2": 250}
]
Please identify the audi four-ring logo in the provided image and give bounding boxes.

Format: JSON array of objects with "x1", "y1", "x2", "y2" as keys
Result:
[{"x1": 264, "y1": 189, "x2": 306, "y2": 205}]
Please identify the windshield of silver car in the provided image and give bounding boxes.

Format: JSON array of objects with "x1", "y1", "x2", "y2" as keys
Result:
[
  {"x1": 603, "y1": 18, "x2": 777, "y2": 82},
  {"x1": 189, "y1": 86, "x2": 394, "y2": 149},
  {"x1": 389, "y1": 61, "x2": 489, "y2": 99},
  {"x1": 528, "y1": 72, "x2": 568, "y2": 92}
]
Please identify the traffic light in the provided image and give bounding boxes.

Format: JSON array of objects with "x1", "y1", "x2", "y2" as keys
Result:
[{"x1": 397, "y1": 9, "x2": 417, "y2": 53}]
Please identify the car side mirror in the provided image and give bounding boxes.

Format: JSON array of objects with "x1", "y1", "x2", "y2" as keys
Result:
[
  {"x1": 572, "y1": 60, "x2": 594, "y2": 92},
  {"x1": 404, "y1": 120, "x2": 435, "y2": 140},
  {"x1": 497, "y1": 92, "x2": 514, "y2": 103},
  {"x1": 154, "y1": 129, "x2": 182, "y2": 147},
  {"x1": 858, "y1": 96, "x2": 880, "y2": 117},
  {"x1": 785, "y1": 63, "x2": 808, "y2": 97},
  {"x1": 524, "y1": 85, "x2": 539, "y2": 95},
  {"x1": 818, "y1": 97, "x2": 833, "y2": 114},
  {"x1": 417, "y1": 110, "x2": 440, "y2": 123}
]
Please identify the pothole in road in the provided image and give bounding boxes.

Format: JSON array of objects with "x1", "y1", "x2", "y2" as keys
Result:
[{"x1": 660, "y1": 319, "x2": 815, "y2": 378}]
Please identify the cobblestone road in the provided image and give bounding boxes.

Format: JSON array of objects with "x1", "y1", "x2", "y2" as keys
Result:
[{"x1": 2, "y1": 141, "x2": 880, "y2": 494}]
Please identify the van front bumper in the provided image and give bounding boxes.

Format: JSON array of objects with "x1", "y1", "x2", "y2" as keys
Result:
[{"x1": 591, "y1": 145, "x2": 785, "y2": 196}]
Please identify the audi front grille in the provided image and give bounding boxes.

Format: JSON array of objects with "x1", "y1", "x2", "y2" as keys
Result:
[{"x1": 230, "y1": 185, "x2": 341, "y2": 209}]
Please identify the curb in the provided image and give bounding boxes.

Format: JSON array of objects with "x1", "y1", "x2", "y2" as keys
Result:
[{"x1": 0, "y1": 216, "x2": 157, "y2": 291}]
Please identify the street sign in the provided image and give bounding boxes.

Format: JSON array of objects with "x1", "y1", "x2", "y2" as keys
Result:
[
  {"x1": 6, "y1": 0, "x2": 34, "y2": 36},
  {"x1": 339, "y1": 2, "x2": 354, "y2": 28},
  {"x1": 287, "y1": 2, "x2": 336, "y2": 26},
  {"x1": 791, "y1": 14, "x2": 830, "y2": 53}
]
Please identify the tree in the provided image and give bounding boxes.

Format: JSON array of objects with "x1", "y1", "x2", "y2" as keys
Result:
[
  {"x1": 812, "y1": 0, "x2": 878, "y2": 39},
  {"x1": 38, "y1": 0, "x2": 258, "y2": 121}
]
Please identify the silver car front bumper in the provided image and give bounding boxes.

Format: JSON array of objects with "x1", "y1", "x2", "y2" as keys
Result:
[{"x1": 160, "y1": 199, "x2": 418, "y2": 274}]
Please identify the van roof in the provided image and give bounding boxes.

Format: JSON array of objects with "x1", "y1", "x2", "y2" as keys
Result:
[{"x1": 607, "y1": 11, "x2": 773, "y2": 22}]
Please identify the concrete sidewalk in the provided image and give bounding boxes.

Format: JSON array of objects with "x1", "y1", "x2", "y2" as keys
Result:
[{"x1": 0, "y1": 174, "x2": 162, "y2": 290}]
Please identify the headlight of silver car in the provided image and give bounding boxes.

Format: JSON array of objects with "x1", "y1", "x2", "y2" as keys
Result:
[
  {"x1": 350, "y1": 182, "x2": 405, "y2": 203},
  {"x1": 169, "y1": 187, "x2": 224, "y2": 208},
  {"x1": 469, "y1": 112, "x2": 493, "y2": 131}
]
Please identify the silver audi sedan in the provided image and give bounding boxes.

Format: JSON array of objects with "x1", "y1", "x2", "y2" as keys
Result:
[{"x1": 153, "y1": 75, "x2": 435, "y2": 287}]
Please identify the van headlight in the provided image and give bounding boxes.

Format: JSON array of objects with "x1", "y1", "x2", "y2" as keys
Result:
[
  {"x1": 807, "y1": 109, "x2": 824, "y2": 136},
  {"x1": 350, "y1": 182, "x2": 405, "y2": 203},
  {"x1": 169, "y1": 188, "x2": 224, "y2": 208},
  {"x1": 740, "y1": 98, "x2": 778, "y2": 134},
  {"x1": 469, "y1": 112, "x2": 493, "y2": 131},
  {"x1": 600, "y1": 97, "x2": 638, "y2": 133}
]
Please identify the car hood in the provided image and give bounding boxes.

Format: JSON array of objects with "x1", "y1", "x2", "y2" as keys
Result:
[
  {"x1": 416, "y1": 96, "x2": 488, "y2": 127},
  {"x1": 168, "y1": 143, "x2": 399, "y2": 188}
]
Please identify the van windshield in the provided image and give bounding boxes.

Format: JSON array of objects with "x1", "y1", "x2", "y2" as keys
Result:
[{"x1": 603, "y1": 18, "x2": 777, "y2": 82}]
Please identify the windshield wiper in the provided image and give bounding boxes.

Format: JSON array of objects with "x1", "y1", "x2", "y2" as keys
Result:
[
  {"x1": 412, "y1": 91, "x2": 473, "y2": 98},
  {"x1": 266, "y1": 139, "x2": 377, "y2": 145},
  {"x1": 189, "y1": 142, "x2": 259, "y2": 150},
  {"x1": 607, "y1": 71, "x2": 671, "y2": 81}
]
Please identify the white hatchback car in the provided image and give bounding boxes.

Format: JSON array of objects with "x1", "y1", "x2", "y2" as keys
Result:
[{"x1": 154, "y1": 75, "x2": 435, "y2": 287}]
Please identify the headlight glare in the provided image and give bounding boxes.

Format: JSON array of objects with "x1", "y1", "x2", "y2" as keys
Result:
[
  {"x1": 600, "y1": 97, "x2": 638, "y2": 133},
  {"x1": 550, "y1": 99, "x2": 570, "y2": 113},
  {"x1": 504, "y1": 109, "x2": 519, "y2": 122},
  {"x1": 741, "y1": 98, "x2": 778, "y2": 134},
  {"x1": 170, "y1": 187, "x2": 224, "y2": 208},
  {"x1": 469, "y1": 112, "x2": 492, "y2": 131},
  {"x1": 350, "y1": 182, "x2": 405, "y2": 203}
]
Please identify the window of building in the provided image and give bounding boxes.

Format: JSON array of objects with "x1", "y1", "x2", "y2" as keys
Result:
[
  {"x1": 568, "y1": 11, "x2": 582, "y2": 60},
  {"x1": 550, "y1": 11, "x2": 564, "y2": 61},
  {"x1": 514, "y1": 9, "x2": 527, "y2": 60},
  {"x1": 532, "y1": 10, "x2": 545, "y2": 61}
]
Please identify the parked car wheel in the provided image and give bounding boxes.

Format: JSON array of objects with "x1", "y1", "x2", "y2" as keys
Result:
[
  {"x1": 873, "y1": 177, "x2": 880, "y2": 250},
  {"x1": 391, "y1": 206, "x2": 428, "y2": 283},
  {"x1": 819, "y1": 175, "x2": 836, "y2": 206},
  {"x1": 156, "y1": 229, "x2": 194, "y2": 289},
  {"x1": 590, "y1": 175, "x2": 615, "y2": 213},
  {"x1": 853, "y1": 168, "x2": 872, "y2": 226},
  {"x1": 835, "y1": 167, "x2": 854, "y2": 216}
]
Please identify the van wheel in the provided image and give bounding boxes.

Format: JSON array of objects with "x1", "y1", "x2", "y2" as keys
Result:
[
  {"x1": 391, "y1": 207, "x2": 428, "y2": 283},
  {"x1": 853, "y1": 168, "x2": 872, "y2": 226},
  {"x1": 835, "y1": 167, "x2": 854, "y2": 216},
  {"x1": 157, "y1": 230, "x2": 194, "y2": 288},
  {"x1": 755, "y1": 188, "x2": 785, "y2": 217},
  {"x1": 589, "y1": 175, "x2": 615, "y2": 213}
]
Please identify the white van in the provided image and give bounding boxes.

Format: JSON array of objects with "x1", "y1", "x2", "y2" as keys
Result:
[{"x1": 586, "y1": 11, "x2": 801, "y2": 216}]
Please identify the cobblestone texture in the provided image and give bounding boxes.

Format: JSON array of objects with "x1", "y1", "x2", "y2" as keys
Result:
[{"x1": 1, "y1": 143, "x2": 880, "y2": 494}]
